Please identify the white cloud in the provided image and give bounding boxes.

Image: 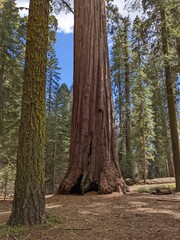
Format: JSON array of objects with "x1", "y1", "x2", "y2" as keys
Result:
[
  {"x1": 16, "y1": 0, "x2": 139, "y2": 34},
  {"x1": 114, "y1": 0, "x2": 128, "y2": 16},
  {"x1": 114, "y1": 0, "x2": 141, "y2": 20},
  {"x1": 16, "y1": 0, "x2": 29, "y2": 16},
  {"x1": 16, "y1": 0, "x2": 74, "y2": 34},
  {"x1": 56, "y1": 12, "x2": 74, "y2": 34}
]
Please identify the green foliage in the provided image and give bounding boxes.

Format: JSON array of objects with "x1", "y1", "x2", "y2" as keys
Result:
[
  {"x1": 0, "y1": 0, "x2": 23, "y2": 171},
  {"x1": 111, "y1": 16, "x2": 133, "y2": 177},
  {"x1": 0, "y1": 224, "x2": 26, "y2": 238},
  {"x1": 46, "y1": 213, "x2": 62, "y2": 224},
  {"x1": 45, "y1": 15, "x2": 71, "y2": 194},
  {"x1": 40, "y1": 213, "x2": 63, "y2": 228},
  {"x1": 0, "y1": 164, "x2": 15, "y2": 199},
  {"x1": 45, "y1": 83, "x2": 72, "y2": 194},
  {"x1": 0, "y1": 2, "x2": 71, "y2": 197},
  {"x1": 111, "y1": 0, "x2": 180, "y2": 180}
]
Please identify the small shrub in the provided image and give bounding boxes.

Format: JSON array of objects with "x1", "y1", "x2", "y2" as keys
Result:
[
  {"x1": 40, "y1": 214, "x2": 62, "y2": 228},
  {"x1": 0, "y1": 224, "x2": 26, "y2": 237}
]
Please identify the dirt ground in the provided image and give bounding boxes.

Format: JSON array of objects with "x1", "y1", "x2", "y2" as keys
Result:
[{"x1": 0, "y1": 186, "x2": 180, "y2": 240}]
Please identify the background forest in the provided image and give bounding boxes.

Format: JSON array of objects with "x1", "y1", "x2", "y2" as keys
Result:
[{"x1": 0, "y1": 0, "x2": 179, "y2": 198}]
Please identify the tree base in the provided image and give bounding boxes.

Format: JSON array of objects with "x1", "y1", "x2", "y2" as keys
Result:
[
  {"x1": 7, "y1": 189, "x2": 46, "y2": 226},
  {"x1": 57, "y1": 171, "x2": 129, "y2": 195}
]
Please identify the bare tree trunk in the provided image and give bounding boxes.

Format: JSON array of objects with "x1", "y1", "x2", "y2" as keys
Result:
[
  {"x1": 0, "y1": 62, "x2": 5, "y2": 136},
  {"x1": 161, "y1": 112, "x2": 175, "y2": 177},
  {"x1": 176, "y1": 37, "x2": 180, "y2": 72},
  {"x1": 160, "y1": 9, "x2": 180, "y2": 191},
  {"x1": 124, "y1": 17, "x2": 132, "y2": 178},
  {"x1": 7, "y1": 0, "x2": 49, "y2": 225},
  {"x1": 51, "y1": 106, "x2": 58, "y2": 194},
  {"x1": 57, "y1": 0, "x2": 127, "y2": 195},
  {"x1": 117, "y1": 69, "x2": 125, "y2": 165}
]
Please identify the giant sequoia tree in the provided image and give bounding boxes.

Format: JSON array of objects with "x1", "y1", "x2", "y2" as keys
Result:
[
  {"x1": 57, "y1": 0, "x2": 127, "y2": 194},
  {"x1": 7, "y1": 0, "x2": 49, "y2": 225}
]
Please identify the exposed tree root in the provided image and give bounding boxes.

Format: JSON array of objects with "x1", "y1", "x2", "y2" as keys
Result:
[{"x1": 57, "y1": 171, "x2": 129, "y2": 195}]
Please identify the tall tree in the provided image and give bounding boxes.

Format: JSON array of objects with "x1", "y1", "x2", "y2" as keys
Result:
[
  {"x1": 141, "y1": 0, "x2": 180, "y2": 189},
  {"x1": 131, "y1": 16, "x2": 155, "y2": 183},
  {"x1": 160, "y1": 6, "x2": 180, "y2": 191},
  {"x1": 111, "y1": 27, "x2": 126, "y2": 176},
  {"x1": 123, "y1": 16, "x2": 132, "y2": 178},
  {"x1": 46, "y1": 83, "x2": 71, "y2": 194},
  {"x1": 126, "y1": 0, "x2": 180, "y2": 189},
  {"x1": 110, "y1": 16, "x2": 133, "y2": 178},
  {"x1": 7, "y1": 0, "x2": 49, "y2": 225},
  {"x1": 145, "y1": 51, "x2": 174, "y2": 178},
  {"x1": 57, "y1": 0, "x2": 127, "y2": 194},
  {"x1": 0, "y1": 0, "x2": 23, "y2": 182}
]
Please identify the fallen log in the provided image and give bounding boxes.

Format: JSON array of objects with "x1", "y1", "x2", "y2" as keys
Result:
[{"x1": 151, "y1": 187, "x2": 172, "y2": 195}]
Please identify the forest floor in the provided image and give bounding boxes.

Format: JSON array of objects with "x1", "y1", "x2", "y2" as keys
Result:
[{"x1": 0, "y1": 180, "x2": 180, "y2": 240}]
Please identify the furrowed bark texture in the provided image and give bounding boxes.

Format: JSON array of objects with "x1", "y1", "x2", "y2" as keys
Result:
[
  {"x1": 7, "y1": 0, "x2": 49, "y2": 225},
  {"x1": 58, "y1": 0, "x2": 127, "y2": 195}
]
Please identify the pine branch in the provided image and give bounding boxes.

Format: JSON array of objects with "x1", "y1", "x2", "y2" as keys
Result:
[
  {"x1": 61, "y1": 0, "x2": 74, "y2": 14},
  {"x1": 18, "y1": 7, "x2": 29, "y2": 11}
]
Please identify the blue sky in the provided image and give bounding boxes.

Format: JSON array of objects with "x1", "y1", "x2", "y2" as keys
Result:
[
  {"x1": 16, "y1": 0, "x2": 139, "y2": 88},
  {"x1": 55, "y1": 32, "x2": 73, "y2": 88}
]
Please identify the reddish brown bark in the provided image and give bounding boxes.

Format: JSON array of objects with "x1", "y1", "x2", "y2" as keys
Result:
[{"x1": 57, "y1": 0, "x2": 127, "y2": 194}]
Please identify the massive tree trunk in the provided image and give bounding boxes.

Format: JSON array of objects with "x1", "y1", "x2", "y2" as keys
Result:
[
  {"x1": 57, "y1": 0, "x2": 127, "y2": 195},
  {"x1": 160, "y1": 9, "x2": 180, "y2": 191},
  {"x1": 7, "y1": 0, "x2": 49, "y2": 225}
]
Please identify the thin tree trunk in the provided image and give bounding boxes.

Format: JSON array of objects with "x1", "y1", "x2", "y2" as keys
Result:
[
  {"x1": 176, "y1": 37, "x2": 180, "y2": 72},
  {"x1": 124, "y1": 17, "x2": 132, "y2": 178},
  {"x1": 118, "y1": 68, "x2": 124, "y2": 164},
  {"x1": 47, "y1": 72, "x2": 53, "y2": 117},
  {"x1": 161, "y1": 108, "x2": 175, "y2": 177},
  {"x1": 7, "y1": 0, "x2": 49, "y2": 225},
  {"x1": 57, "y1": 0, "x2": 127, "y2": 194},
  {"x1": 142, "y1": 105, "x2": 146, "y2": 184},
  {"x1": 51, "y1": 136, "x2": 57, "y2": 193},
  {"x1": 160, "y1": 9, "x2": 180, "y2": 191},
  {"x1": 137, "y1": 33, "x2": 147, "y2": 183},
  {"x1": 0, "y1": 62, "x2": 5, "y2": 136},
  {"x1": 51, "y1": 106, "x2": 58, "y2": 194}
]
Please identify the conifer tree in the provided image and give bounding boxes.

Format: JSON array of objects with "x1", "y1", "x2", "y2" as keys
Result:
[
  {"x1": 0, "y1": 0, "x2": 23, "y2": 171},
  {"x1": 123, "y1": 16, "x2": 132, "y2": 178},
  {"x1": 111, "y1": 16, "x2": 133, "y2": 178},
  {"x1": 58, "y1": 0, "x2": 128, "y2": 194},
  {"x1": 131, "y1": 16, "x2": 155, "y2": 183},
  {"x1": 141, "y1": 0, "x2": 180, "y2": 190},
  {"x1": 125, "y1": 0, "x2": 180, "y2": 188},
  {"x1": 8, "y1": 0, "x2": 49, "y2": 225},
  {"x1": 145, "y1": 50, "x2": 175, "y2": 178},
  {"x1": 111, "y1": 27, "x2": 126, "y2": 175}
]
